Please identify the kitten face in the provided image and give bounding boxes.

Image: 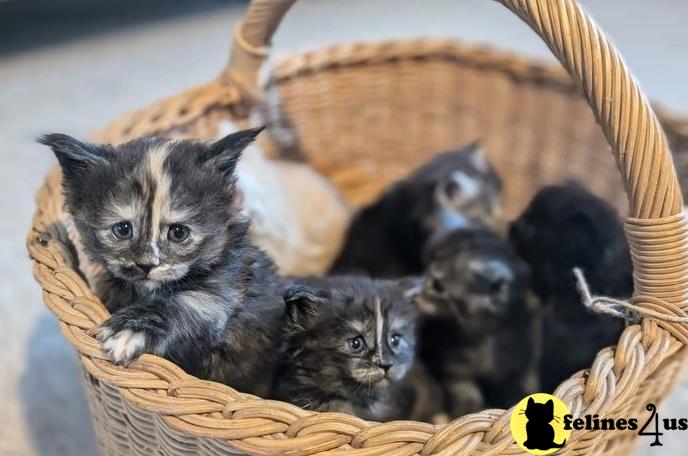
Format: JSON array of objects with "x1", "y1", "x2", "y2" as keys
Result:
[
  {"x1": 284, "y1": 277, "x2": 417, "y2": 397},
  {"x1": 41, "y1": 129, "x2": 262, "y2": 290},
  {"x1": 421, "y1": 229, "x2": 527, "y2": 325},
  {"x1": 410, "y1": 143, "x2": 502, "y2": 234}
]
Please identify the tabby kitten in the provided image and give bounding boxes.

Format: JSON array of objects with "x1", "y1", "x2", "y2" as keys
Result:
[
  {"x1": 418, "y1": 226, "x2": 539, "y2": 417},
  {"x1": 274, "y1": 276, "x2": 441, "y2": 421},
  {"x1": 330, "y1": 143, "x2": 502, "y2": 277},
  {"x1": 40, "y1": 128, "x2": 285, "y2": 397},
  {"x1": 509, "y1": 183, "x2": 629, "y2": 393}
]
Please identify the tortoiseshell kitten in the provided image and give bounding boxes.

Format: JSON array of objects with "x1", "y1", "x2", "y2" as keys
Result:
[
  {"x1": 509, "y1": 183, "x2": 630, "y2": 392},
  {"x1": 273, "y1": 276, "x2": 442, "y2": 421},
  {"x1": 418, "y1": 226, "x2": 540, "y2": 417},
  {"x1": 330, "y1": 143, "x2": 502, "y2": 277},
  {"x1": 40, "y1": 128, "x2": 285, "y2": 396}
]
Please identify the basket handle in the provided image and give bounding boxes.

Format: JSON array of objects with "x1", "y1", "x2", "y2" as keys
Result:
[
  {"x1": 225, "y1": 1, "x2": 688, "y2": 311},
  {"x1": 225, "y1": 0, "x2": 683, "y2": 219}
]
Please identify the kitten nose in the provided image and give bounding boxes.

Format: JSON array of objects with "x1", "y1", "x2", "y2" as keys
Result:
[
  {"x1": 376, "y1": 361, "x2": 393, "y2": 371},
  {"x1": 136, "y1": 263, "x2": 156, "y2": 274}
]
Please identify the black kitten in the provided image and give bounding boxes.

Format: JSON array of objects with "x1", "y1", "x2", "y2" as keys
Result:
[
  {"x1": 273, "y1": 276, "x2": 441, "y2": 421},
  {"x1": 509, "y1": 183, "x2": 630, "y2": 393},
  {"x1": 522, "y1": 398, "x2": 566, "y2": 450},
  {"x1": 331, "y1": 143, "x2": 502, "y2": 277},
  {"x1": 41, "y1": 129, "x2": 285, "y2": 396},
  {"x1": 418, "y1": 227, "x2": 539, "y2": 417}
]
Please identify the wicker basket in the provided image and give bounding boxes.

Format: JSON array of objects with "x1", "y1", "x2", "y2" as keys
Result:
[{"x1": 27, "y1": 0, "x2": 688, "y2": 454}]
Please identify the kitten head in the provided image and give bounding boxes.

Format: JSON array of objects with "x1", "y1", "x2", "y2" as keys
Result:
[
  {"x1": 409, "y1": 142, "x2": 502, "y2": 234},
  {"x1": 40, "y1": 128, "x2": 263, "y2": 290},
  {"x1": 509, "y1": 182, "x2": 631, "y2": 297},
  {"x1": 524, "y1": 398, "x2": 555, "y2": 423},
  {"x1": 420, "y1": 228, "x2": 528, "y2": 331},
  {"x1": 382, "y1": 142, "x2": 502, "y2": 264},
  {"x1": 283, "y1": 277, "x2": 418, "y2": 398}
]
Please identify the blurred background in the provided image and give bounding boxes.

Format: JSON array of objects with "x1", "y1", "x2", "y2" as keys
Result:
[{"x1": 1, "y1": 1, "x2": 687, "y2": 455}]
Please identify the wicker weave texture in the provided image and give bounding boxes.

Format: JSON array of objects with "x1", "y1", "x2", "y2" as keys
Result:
[{"x1": 27, "y1": 0, "x2": 688, "y2": 455}]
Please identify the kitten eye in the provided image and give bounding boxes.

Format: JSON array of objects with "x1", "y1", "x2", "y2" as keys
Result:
[
  {"x1": 489, "y1": 280, "x2": 505, "y2": 294},
  {"x1": 168, "y1": 224, "x2": 190, "y2": 243},
  {"x1": 430, "y1": 277, "x2": 445, "y2": 294},
  {"x1": 443, "y1": 179, "x2": 462, "y2": 200},
  {"x1": 112, "y1": 221, "x2": 133, "y2": 240},
  {"x1": 347, "y1": 336, "x2": 366, "y2": 353},
  {"x1": 389, "y1": 333, "x2": 402, "y2": 348}
]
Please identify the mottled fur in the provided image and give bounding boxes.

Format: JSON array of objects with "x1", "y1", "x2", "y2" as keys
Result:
[
  {"x1": 41, "y1": 129, "x2": 285, "y2": 396},
  {"x1": 418, "y1": 227, "x2": 539, "y2": 417},
  {"x1": 331, "y1": 143, "x2": 502, "y2": 277},
  {"x1": 273, "y1": 276, "x2": 441, "y2": 421},
  {"x1": 509, "y1": 183, "x2": 630, "y2": 393}
]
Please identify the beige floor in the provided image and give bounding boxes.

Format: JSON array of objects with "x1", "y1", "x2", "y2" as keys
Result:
[{"x1": 1, "y1": 1, "x2": 687, "y2": 455}]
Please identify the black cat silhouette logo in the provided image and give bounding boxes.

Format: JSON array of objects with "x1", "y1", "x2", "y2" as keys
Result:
[{"x1": 510, "y1": 393, "x2": 571, "y2": 455}]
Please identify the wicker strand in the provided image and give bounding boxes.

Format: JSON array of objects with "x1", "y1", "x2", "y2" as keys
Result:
[
  {"x1": 25, "y1": 171, "x2": 687, "y2": 455},
  {"x1": 223, "y1": 0, "x2": 684, "y2": 220}
]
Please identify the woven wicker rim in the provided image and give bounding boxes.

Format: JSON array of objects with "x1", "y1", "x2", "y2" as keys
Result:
[{"x1": 27, "y1": 1, "x2": 688, "y2": 454}]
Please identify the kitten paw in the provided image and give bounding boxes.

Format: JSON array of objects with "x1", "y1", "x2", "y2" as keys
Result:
[{"x1": 96, "y1": 326, "x2": 147, "y2": 365}]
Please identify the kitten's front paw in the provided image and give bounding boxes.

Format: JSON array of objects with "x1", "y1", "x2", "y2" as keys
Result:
[
  {"x1": 94, "y1": 306, "x2": 168, "y2": 365},
  {"x1": 95, "y1": 326, "x2": 147, "y2": 365}
]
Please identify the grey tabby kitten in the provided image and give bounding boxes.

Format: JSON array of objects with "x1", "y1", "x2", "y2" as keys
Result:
[
  {"x1": 273, "y1": 276, "x2": 442, "y2": 421},
  {"x1": 331, "y1": 143, "x2": 502, "y2": 277},
  {"x1": 418, "y1": 226, "x2": 540, "y2": 418},
  {"x1": 40, "y1": 128, "x2": 285, "y2": 396}
]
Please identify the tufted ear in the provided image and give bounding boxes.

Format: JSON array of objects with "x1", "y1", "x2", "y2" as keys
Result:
[
  {"x1": 284, "y1": 284, "x2": 329, "y2": 326},
  {"x1": 39, "y1": 133, "x2": 109, "y2": 184},
  {"x1": 201, "y1": 126, "x2": 265, "y2": 176}
]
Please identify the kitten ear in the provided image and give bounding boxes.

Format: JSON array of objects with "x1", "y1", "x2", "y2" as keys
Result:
[
  {"x1": 202, "y1": 126, "x2": 265, "y2": 175},
  {"x1": 400, "y1": 277, "x2": 423, "y2": 300},
  {"x1": 528, "y1": 397, "x2": 535, "y2": 406},
  {"x1": 38, "y1": 133, "x2": 109, "y2": 182},
  {"x1": 463, "y1": 140, "x2": 489, "y2": 173},
  {"x1": 284, "y1": 285, "x2": 329, "y2": 324},
  {"x1": 546, "y1": 399, "x2": 554, "y2": 412},
  {"x1": 406, "y1": 275, "x2": 440, "y2": 315}
]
